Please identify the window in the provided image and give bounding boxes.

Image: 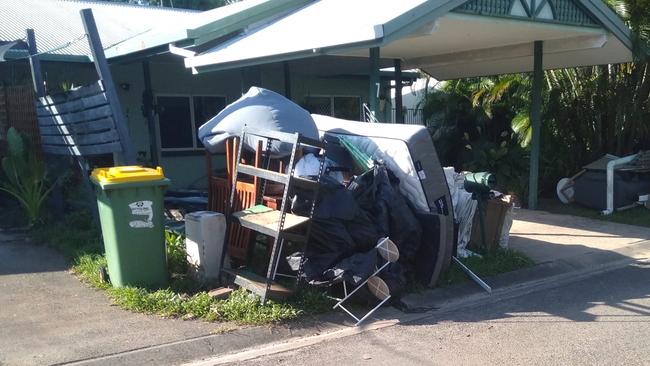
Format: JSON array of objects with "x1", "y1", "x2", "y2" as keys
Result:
[
  {"x1": 157, "y1": 95, "x2": 226, "y2": 150},
  {"x1": 304, "y1": 96, "x2": 361, "y2": 121}
]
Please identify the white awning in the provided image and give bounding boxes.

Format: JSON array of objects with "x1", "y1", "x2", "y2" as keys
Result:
[
  {"x1": 183, "y1": 0, "x2": 633, "y2": 80},
  {"x1": 184, "y1": 0, "x2": 427, "y2": 70}
]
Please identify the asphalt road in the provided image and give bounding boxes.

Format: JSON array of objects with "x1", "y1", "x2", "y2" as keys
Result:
[{"x1": 229, "y1": 262, "x2": 650, "y2": 366}]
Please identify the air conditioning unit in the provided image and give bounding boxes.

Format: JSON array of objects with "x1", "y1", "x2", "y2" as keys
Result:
[{"x1": 185, "y1": 211, "x2": 227, "y2": 283}]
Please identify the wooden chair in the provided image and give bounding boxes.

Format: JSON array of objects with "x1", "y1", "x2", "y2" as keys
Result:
[
  {"x1": 206, "y1": 138, "x2": 260, "y2": 262},
  {"x1": 206, "y1": 138, "x2": 286, "y2": 264}
]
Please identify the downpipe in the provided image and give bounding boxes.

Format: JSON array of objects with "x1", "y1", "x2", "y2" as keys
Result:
[{"x1": 601, "y1": 154, "x2": 638, "y2": 216}]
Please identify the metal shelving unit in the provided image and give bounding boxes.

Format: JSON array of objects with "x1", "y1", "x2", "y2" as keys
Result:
[{"x1": 223, "y1": 127, "x2": 327, "y2": 302}]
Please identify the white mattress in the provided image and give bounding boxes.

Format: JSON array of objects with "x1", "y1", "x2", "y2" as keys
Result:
[
  {"x1": 313, "y1": 114, "x2": 434, "y2": 212},
  {"x1": 331, "y1": 134, "x2": 429, "y2": 212}
]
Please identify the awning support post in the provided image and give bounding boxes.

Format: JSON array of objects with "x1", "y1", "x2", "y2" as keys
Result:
[
  {"x1": 368, "y1": 47, "x2": 380, "y2": 121},
  {"x1": 528, "y1": 40, "x2": 543, "y2": 210},
  {"x1": 394, "y1": 59, "x2": 403, "y2": 124}
]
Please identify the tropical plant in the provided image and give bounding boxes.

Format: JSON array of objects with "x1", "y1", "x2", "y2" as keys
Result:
[
  {"x1": 421, "y1": 81, "x2": 530, "y2": 199},
  {"x1": 423, "y1": 1, "x2": 650, "y2": 202},
  {"x1": 165, "y1": 229, "x2": 189, "y2": 274},
  {"x1": 0, "y1": 128, "x2": 56, "y2": 225}
]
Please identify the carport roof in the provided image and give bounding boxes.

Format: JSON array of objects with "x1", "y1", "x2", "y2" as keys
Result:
[{"x1": 183, "y1": 0, "x2": 633, "y2": 79}]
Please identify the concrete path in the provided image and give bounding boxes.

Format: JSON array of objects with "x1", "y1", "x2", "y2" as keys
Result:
[{"x1": 509, "y1": 209, "x2": 650, "y2": 263}]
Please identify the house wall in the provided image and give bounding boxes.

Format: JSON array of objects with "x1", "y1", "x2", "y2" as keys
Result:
[
  {"x1": 1, "y1": 57, "x2": 371, "y2": 190},
  {"x1": 126, "y1": 58, "x2": 371, "y2": 190},
  {"x1": 111, "y1": 59, "x2": 241, "y2": 190},
  {"x1": 291, "y1": 74, "x2": 369, "y2": 109}
]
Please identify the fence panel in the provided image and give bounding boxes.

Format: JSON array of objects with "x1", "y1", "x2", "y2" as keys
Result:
[
  {"x1": 0, "y1": 84, "x2": 41, "y2": 148},
  {"x1": 390, "y1": 108, "x2": 425, "y2": 125}
]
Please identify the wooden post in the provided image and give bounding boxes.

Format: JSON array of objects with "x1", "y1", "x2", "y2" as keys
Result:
[
  {"x1": 26, "y1": 29, "x2": 45, "y2": 98},
  {"x1": 27, "y1": 28, "x2": 67, "y2": 218},
  {"x1": 368, "y1": 47, "x2": 380, "y2": 121},
  {"x1": 528, "y1": 41, "x2": 544, "y2": 210},
  {"x1": 394, "y1": 59, "x2": 403, "y2": 124},
  {"x1": 142, "y1": 60, "x2": 159, "y2": 166},
  {"x1": 80, "y1": 8, "x2": 136, "y2": 165}
]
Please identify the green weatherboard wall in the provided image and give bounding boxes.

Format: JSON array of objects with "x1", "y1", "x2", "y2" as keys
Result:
[{"x1": 92, "y1": 178, "x2": 170, "y2": 289}]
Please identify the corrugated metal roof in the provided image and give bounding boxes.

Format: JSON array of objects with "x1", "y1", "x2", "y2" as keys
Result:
[
  {"x1": 0, "y1": 0, "x2": 199, "y2": 60},
  {"x1": 185, "y1": 0, "x2": 427, "y2": 70},
  {"x1": 102, "y1": 0, "x2": 290, "y2": 60}
]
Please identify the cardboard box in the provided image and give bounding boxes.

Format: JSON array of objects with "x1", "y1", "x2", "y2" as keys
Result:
[{"x1": 469, "y1": 197, "x2": 512, "y2": 252}]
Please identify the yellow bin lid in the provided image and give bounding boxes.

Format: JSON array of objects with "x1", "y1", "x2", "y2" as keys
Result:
[{"x1": 91, "y1": 166, "x2": 165, "y2": 184}]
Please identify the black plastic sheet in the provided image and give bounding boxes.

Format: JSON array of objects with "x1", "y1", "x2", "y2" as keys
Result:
[{"x1": 290, "y1": 163, "x2": 424, "y2": 295}]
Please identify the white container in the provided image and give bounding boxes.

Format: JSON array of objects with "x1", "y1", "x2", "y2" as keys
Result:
[{"x1": 185, "y1": 211, "x2": 227, "y2": 282}]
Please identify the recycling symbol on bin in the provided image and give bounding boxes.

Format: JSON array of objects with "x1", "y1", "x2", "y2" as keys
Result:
[{"x1": 128, "y1": 200, "x2": 154, "y2": 228}]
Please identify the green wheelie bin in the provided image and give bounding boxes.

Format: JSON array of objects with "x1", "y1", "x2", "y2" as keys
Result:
[{"x1": 90, "y1": 166, "x2": 170, "y2": 288}]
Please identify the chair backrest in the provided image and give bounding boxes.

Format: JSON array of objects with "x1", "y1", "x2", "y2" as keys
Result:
[
  {"x1": 207, "y1": 137, "x2": 262, "y2": 261},
  {"x1": 36, "y1": 81, "x2": 123, "y2": 157}
]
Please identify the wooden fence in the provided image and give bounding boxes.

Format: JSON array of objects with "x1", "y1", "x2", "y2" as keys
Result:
[
  {"x1": 36, "y1": 81, "x2": 122, "y2": 156},
  {"x1": 0, "y1": 84, "x2": 41, "y2": 149}
]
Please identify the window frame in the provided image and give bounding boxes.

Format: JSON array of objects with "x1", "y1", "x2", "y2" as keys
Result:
[
  {"x1": 304, "y1": 94, "x2": 362, "y2": 121},
  {"x1": 155, "y1": 93, "x2": 226, "y2": 153}
]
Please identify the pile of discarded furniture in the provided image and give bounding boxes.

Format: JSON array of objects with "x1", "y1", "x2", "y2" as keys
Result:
[{"x1": 197, "y1": 87, "x2": 459, "y2": 324}]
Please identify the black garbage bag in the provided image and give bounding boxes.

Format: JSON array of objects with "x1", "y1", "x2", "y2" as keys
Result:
[
  {"x1": 289, "y1": 175, "x2": 381, "y2": 285},
  {"x1": 290, "y1": 163, "x2": 422, "y2": 295},
  {"x1": 288, "y1": 248, "x2": 378, "y2": 287},
  {"x1": 348, "y1": 164, "x2": 422, "y2": 264},
  {"x1": 291, "y1": 175, "x2": 355, "y2": 220},
  {"x1": 322, "y1": 249, "x2": 378, "y2": 286}
]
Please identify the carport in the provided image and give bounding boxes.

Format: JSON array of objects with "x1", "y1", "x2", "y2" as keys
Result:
[{"x1": 181, "y1": 0, "x2": 633, "y2": 209}]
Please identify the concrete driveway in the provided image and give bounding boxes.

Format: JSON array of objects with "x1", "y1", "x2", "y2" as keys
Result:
[{"x1": 509, "y1": 209, "x2": 650, "y2": 263}]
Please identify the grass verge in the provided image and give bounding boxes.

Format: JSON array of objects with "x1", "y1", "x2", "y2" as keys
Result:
[
  {"x1": 34, "y1": 212, "x2": 330, "y2": 325},
  {"x1": 34, "y1": 212, "x2": 534, "y2": 323},
  {"x1": 438, "y1": 248, "x2": 535, "y2": 287}
]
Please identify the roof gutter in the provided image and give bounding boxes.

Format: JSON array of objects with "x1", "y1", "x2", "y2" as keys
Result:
[
  {"x1": 190, "y1": 37, "x2": 384, "y2": 74},
  {"x1": 188, "y1": 0, "x2": 313, "y2": 46},
  {"x1": 2, "y1": 49, "x2": 90, "y2": 63}
]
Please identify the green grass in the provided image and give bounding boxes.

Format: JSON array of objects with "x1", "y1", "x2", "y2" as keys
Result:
[
  {"x1": 71, "y1": 252, "x2": 325, "y2": 324},
  {"x1": 438, "y1": 248, "x2": 535, "y2": 287},
  {"x1": 34, "y1": 211, "x2": 328, "y2": 325},
  {"x1": 34, "y1": 211, "x2": 535, "y2": 323},
  {"x1": 32, "y1": 210, "x2": 103, "y2": 258},
  {"x1": 539, "y1": 198, "x2": 650, "y2": 228}
]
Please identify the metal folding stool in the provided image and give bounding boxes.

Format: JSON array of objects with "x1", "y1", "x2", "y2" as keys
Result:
[{"x1": 332, "y1": 237, "x2": 399, "y2": 326}]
